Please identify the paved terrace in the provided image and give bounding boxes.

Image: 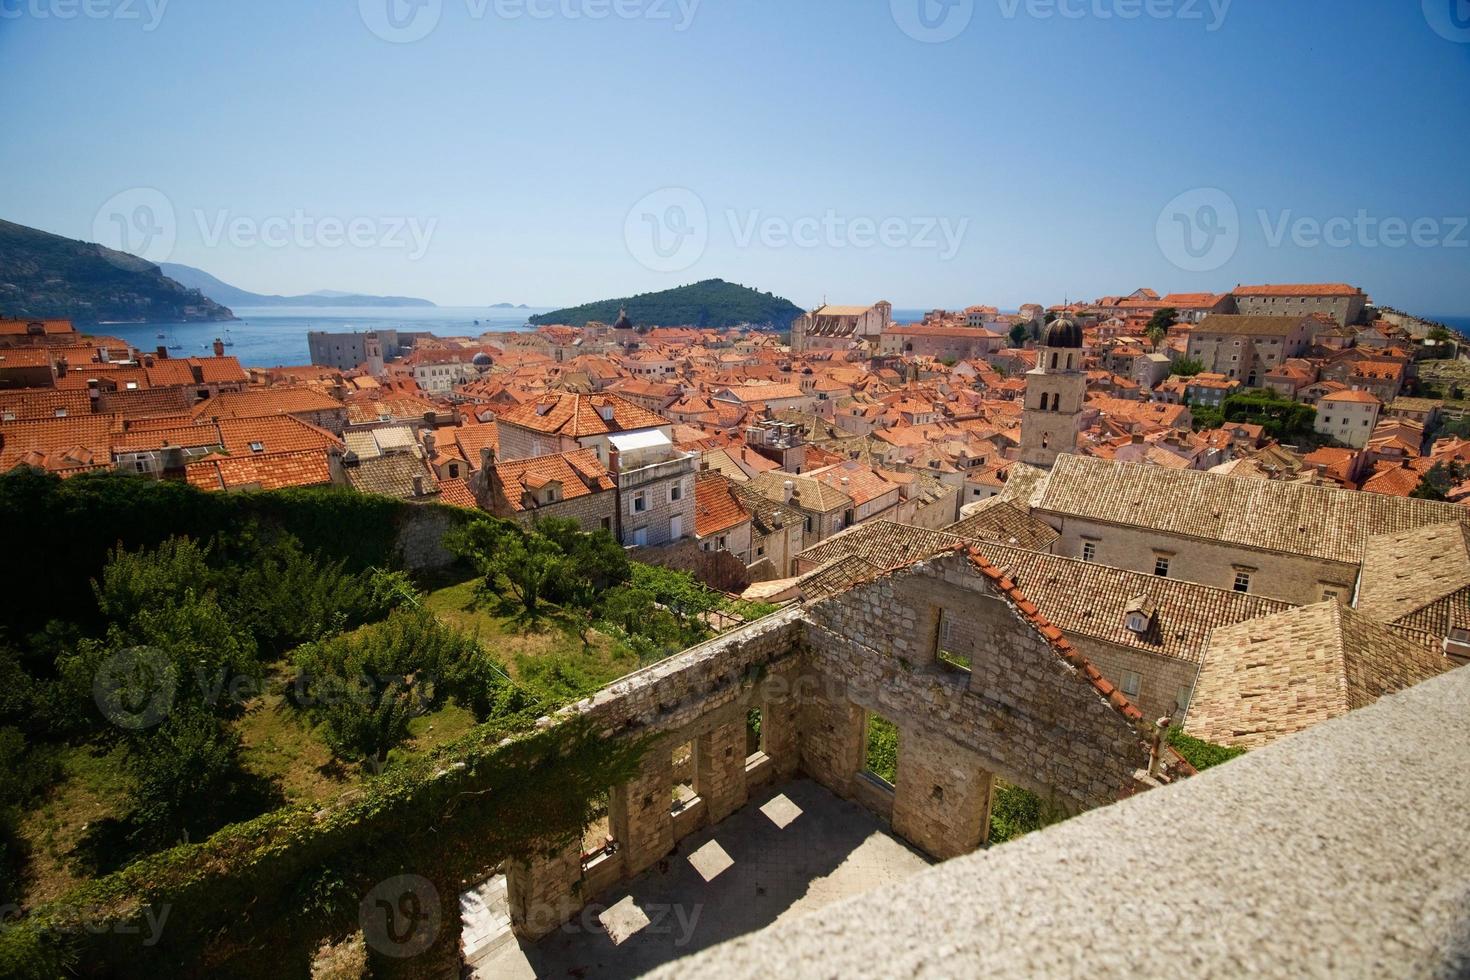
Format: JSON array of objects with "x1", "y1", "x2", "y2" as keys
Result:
[{"x1": 468, "y1": 780, "x2": 930, "y2": 979}]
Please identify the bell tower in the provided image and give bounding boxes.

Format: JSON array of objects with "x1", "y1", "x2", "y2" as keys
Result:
[{"x1": 1020, "y1": 316, "x2": 1086, "y2": 467}]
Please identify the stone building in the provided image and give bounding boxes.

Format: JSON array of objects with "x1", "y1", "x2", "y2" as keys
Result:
[
  {"x1": 1019, "y1": 316, "x2": 1086, "y2": 467},
  {"x1": 500, "y1": 548, "x2": 1165, "y2": 947},
  {"x1": 791, "y1": 301, "x2": 892, "y2": 353},
  {"x1": 1231, "y1": 283, "x2": 1368, "y2": 328},
  {"x1": 308, "y1": 329, "x2": 404, "y2": 372},
  {"x1": 609, "y1": 429, "x2": 698, "y2": 547},
  {"x1": 474, "y1": 446, "x2": 617, "y2": 533},
  {"x1": 1028, "y1": 455, "x2": 1470, "y2": 606},
  {"x1": 1185, "y1": 314, "x2": 1314, "y2": 386}
]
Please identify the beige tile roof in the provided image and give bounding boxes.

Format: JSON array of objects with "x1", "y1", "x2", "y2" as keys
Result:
[
  {"x1": 1357, "y1": 523, "x2": 1470, "y2": 635},
  {"x1": 344, "y1": 454, "x2": 438, "y2": 500},
  {"x1": 975, "y1": 543, "x2": 1291, "y2": 665},
  {"x1": 797, "y1": 520, "x2": 968, "y2": 571},
  {"x1": 747, "y1": 471, "x2": 853, "y2": 514},
  {"x1": 947, "y1": 500, "x2": 1061, "y2": 551},
  {"x1": 1036, "y1": 455, "x2": 1470, "y2": 566},
  {"x1": 1188, "y1": 602, "x2": 1449, "y2": 749}
]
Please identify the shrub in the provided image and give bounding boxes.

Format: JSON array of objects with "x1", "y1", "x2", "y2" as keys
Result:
[{"x1": 1167, "y1": 728, "x2": 1246, "y2": 770}]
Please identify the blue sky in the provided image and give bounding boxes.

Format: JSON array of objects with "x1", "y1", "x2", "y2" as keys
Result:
[{"x1": 2, "y1": 0, "x2": 1467, "y2": 314}]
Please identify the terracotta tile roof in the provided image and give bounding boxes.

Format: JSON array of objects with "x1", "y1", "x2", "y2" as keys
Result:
[
  {"x1": 489, "y1": 447, "x2": 614, "y2": 514},
  {"x1": 0, "y1": 414, "x2": 119, "y2": 473},
  {"x1": 185, "y1": 449, "x2": 334, "y2": 492},
  {"x1": 1037, "y1": 455, "x2": 1469, "y2": 566},
  {"x1": 436, "y1": 477, "x2": 480, "y2": 510},
  {"x1": 805, "y1": 461, "x2": 901, "y2": 507},
  {"x1": 1361, "y1": 465, "x2": 1422, "y2": 498},
  {"x1": 1188, "y1": 602, "x2": 1448, "y2": 750},
  {"x1": 694, "y1": 472, "x2": 751, "y2": 538},
  {"x1": 0, "y1": 389, "x2": 91, "y2": 420},
  {"x1": 495, "y1": 392, "x2": 670, "y2": 438},
  {"x1": 192, "y1": 386, "x2": 344, "y2": 421},
  {"x1": 1233, "y1": 283, "x2": 1362, "y2": 297},
  {"x1": 1321, "y1": 389, "x2": 1380, "y2": 405}
]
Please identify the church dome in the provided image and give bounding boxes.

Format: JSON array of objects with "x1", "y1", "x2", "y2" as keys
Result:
[
  {"x1": 613, "y1": 308, "x2": 634, "y2": 331},
  {"x1": 471, "y1": 352, "x2": 493, "y2": 368},
  {"x1": 1043, "y1": 316, "x2": 1083, "y2": 349}
]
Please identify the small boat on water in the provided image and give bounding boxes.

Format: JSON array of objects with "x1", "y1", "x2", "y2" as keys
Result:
[{"x1": 222, "y1": 328, "x2": 235, "y2": 348}]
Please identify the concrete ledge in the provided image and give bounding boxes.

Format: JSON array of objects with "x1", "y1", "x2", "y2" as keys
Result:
[{"x1": 649, "y1": 667, "x2": 1470, "y2": 979}]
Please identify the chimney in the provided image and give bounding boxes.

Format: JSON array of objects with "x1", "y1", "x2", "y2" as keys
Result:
[
  {"x1": 87, "y1": 379, "x2": 101, "y2": 411},
  {"x1": 783, "y1": 480, "x2": 795, "y2": 504},
  {"x1": 423, "y1": 431, "x2": 437, "y2": 458},
  {"x1": 156, "y1": 345, "x2": 167, "y2": 360},
  {"x1": 212, "y1": 338, "x2": 225, "y2": 357},
  {"x1": 1131, "y1": 433, "x2": 1144, "y2": 445},
  {"x1": 480, "y1": 447, "x2": 496, "y2": 471},
  {"x1": 55, "y1": 358, "x2": 67, "y2": 380},
  {"x1": 411, "y1": 475, "x2": 425, "y2": 498}
]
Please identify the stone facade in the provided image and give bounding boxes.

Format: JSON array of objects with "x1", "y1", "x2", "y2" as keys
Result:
[
  {"x1": 1044, "y1": 515, "x2": 1358, "y2": 606},
  {"x1": 496, "y1": 555, "x2": 1159, "y2": 953},
  {"x1": 1020, "y1": 343, "x2": 1086, "y2": 467}
]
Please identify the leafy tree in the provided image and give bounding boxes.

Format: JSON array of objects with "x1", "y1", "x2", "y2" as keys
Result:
[
  {"x1": 1147, "y1": 307, "x2": 1178, "y2": 337},
  {"x1": 1216, "y1": 390, "x2": 1317, "y2": 440},
  {"x1": 91, "y1": 538, "x2": 213, "y2": 625},
  {"x1": 125, "y1": 713, "x2": 246, "y2": 849},
  {"x1": 449, "y1": 518, "x2": 570, "y2": 617},
  {"x1": 628, "y1": 564, "x2": 720, "y2": 638},
  {"x1": 1172, "y1": 357, "x2": 1206, "y2": 378},
  {"x1": 1008, "y1": 322, "x2": 1030, "y2": 347},
  {"x1": 536, "y1": 518, "x2": 631, "y2": 599},
  {"x1": 1411, "y1": 461, "x2": 1468, "y2": 501},
  {"x1": 291, "y1": 610, "x2": 521, "y2": 768}
]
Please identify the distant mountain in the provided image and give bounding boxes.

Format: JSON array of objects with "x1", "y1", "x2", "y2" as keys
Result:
[
  {"x1": 489, "y1": 302, "x2": 531, "y2": 309},
  {"x1": 0, "y1": 219, "x2": 234, "y2": 324},
  {"x1": 159, "y1": 262, "x2": 436, "y2": 308},
  {"x1": 529, "y1": 279, "x2": 803, "y2": 330}
]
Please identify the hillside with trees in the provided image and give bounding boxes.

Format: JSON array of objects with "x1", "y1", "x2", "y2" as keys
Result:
[
  {"x1": 0, "y1": 219, "x2": 234, "y2": 325},
  {"x1": 529, "y1": 279, "x2": 804, "y2": 330}
]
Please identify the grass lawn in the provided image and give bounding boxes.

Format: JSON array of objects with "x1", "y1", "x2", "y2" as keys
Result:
[
  {"x1": 17, "y1": 742, "x2": 133, "y2": 907},
  {"x1": 422, "y1": 578, "x2": 642, "y2": 703}
]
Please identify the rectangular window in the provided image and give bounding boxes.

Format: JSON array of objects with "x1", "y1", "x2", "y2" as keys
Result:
[
  {"x1": 1081, "y1": 541, "x2": 1097, "y2": 562},
  {"x1": 936, "y1": 609, "x2": 972, "y2": 673},
  {"x1": 862, "y1": 712, "x2": 898, "y2": 789},
  {"x1": 670, "y1": 482, "x2": 683, "y2": 502},
  {"x1": 633, "y1": 491, "x2": 647, "y2": 513},
  {"x1": 1121, "y1": 671, "x2": 1142, "y2": 698},
  {"x1": 1154, "y1": 557, "x2": 1171, "y2": 578},
  {"x1": 1233, "y1": 571, "x2": 1251, "y2": 594}
]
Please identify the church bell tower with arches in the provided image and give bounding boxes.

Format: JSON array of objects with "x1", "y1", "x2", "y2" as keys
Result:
[{"x1": 1020, "y1": 316, "x2": 1086, "y2": 467}]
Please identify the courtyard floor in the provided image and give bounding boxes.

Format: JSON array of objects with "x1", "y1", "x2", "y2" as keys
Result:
[{"x1": 466, "y1": 778, "x2": 931, "y2": 979}]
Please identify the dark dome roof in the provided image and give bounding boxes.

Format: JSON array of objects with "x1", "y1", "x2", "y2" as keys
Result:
[
  {"x1": 613, "y1": 308, "x2": 634, "y2": 331},
  {"x1": 1043, "y1": 316, "x2": 1083, "y2": 349},
  {"x1": 471, "y1": 352, "x2": 493, "y2": 367}
]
